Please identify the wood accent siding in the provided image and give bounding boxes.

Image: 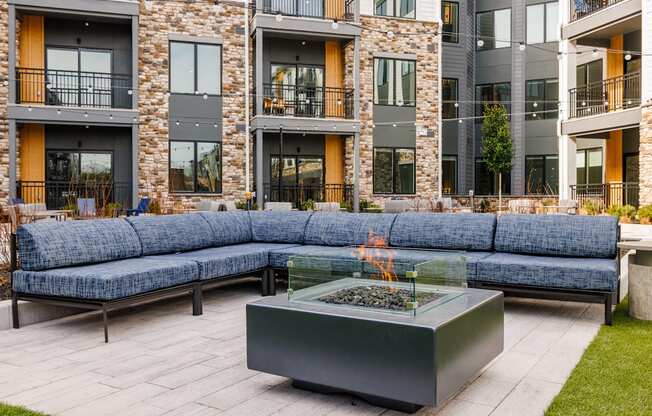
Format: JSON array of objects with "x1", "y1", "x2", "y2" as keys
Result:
[
  {"x1": 19, "y1": 124, "x2": 45, "y2": 203},
  {"x1": 19, "y1": 15, "x2": 45, "y2": 104},
  {"x1": 325, "y1": 135, "x2": 344, "y2": 190}
]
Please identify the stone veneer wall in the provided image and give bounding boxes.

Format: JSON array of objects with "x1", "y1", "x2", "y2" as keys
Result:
[
  {"x1": 640, "y1": 103, "x2": 652, "y2": 206},
  {"x1": 138, "y1": 0, "x2": 246, "y2": 210},
  {"x1": 345, "y1": 16, "x2": 440, "y2": 207},
  {"x1": 0, "y1": 1, "x2": 9, "y2": 205}
]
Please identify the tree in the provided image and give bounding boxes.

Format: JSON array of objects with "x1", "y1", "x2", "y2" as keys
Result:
[{"x1": 481, "y1": 104, "x2": 513, "y2": 211}]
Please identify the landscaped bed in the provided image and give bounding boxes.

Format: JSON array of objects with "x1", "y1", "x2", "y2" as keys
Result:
[
  {"x1": 546, "y1": 300, "x2": 652, "y2": 415},
  {"x1": 0, "y1": 403, "x2": 46, "y2": 416},
  {"x1": 0, "y1": 269, "x2": 10, "y2": 301}
]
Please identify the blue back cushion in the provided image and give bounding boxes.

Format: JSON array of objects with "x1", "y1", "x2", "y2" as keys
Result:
[
  {"x1": 389, "y1": 213, "x2": 497, "y2": 251},
  {"x1": 199, "y1": 211, "x2": 252, "y2": 246},
  {"x1": 127, "y1": 214, "x2": 215, "y2": 255},
  {"x1": 249, "y1": 211, "x2": 312, "y2": 244},
  {"x1": 18, "y1": 219, "x2": 142, "y2": 271},
  {"x1": 494, "y1": 214, "x2": 618, "y2": 258},
  {"x1": 304, "y1": 213, "x2": 397, "y2": 246}
]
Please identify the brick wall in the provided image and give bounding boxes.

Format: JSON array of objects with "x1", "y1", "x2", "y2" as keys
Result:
[
  {"x1": 640, "y1": 104, "x2": 652, "y2": 206},
  {"x1": 0, "y1": 1, "x2": 9, "y2": 205}
]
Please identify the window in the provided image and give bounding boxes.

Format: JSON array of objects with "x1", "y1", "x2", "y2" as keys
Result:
[
  {"x1": 442, "y1": 156, "x2": 457, "y2": 194},
  {"x1": 526, "y1": 79, "x2": 558, "y2": 120},
  {"x1": 576, "y1": 60, "x2": 603, "y2": 87},
  {"x1": 526, "y1": 2, "x2": 559, "y2": 44},
  {"x1": 270, "y1": 156, "x2": 324, "y2": 187},
  {"x1": 476, "y1": 9, "x2": 511, "y2": 50},
  {"x1": 46, "y1": 151, "x2": 112, "y2": 182},
  {"x1": 576, "y1": 148, "x2": 603, "y2": 185},
  {"x1": 442, "y1": 2, "x2": 459, "y2": 43},
  {"x1": 373, "y1": 148, "x2": 415, "y2": 194},
  {"x1": 442, "y1": 78, "x2": 459, "y2": 119},
  {"x1": 374, "y1": 58, "x2": 416, "y2": 106},
  {"x1": 475, "y1": 159, "x2": 511, "y2": 195},
  {"x1": 170, "y1": 141, "x2": 222, "y2": 193},
  {"x1": 525, "y1": 155, "x2": 558, "y2": 194},
  {"x1": 374, "y1": 0, "x2": 415, "y2": 18},
  {"x1": 170, "y1": 41, "x2": 221, "y2": 95},
  {"x1": 475, "y1": 82, "x2": 511, "y2": 119}
]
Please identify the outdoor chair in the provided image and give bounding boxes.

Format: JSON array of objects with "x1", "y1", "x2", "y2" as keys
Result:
[
  {"x1": 384, "y1": 200, "x2": 411, "y2": 213},
  {"x1": 77, "y1": 198, "x2": 97, "y2": 218},
  {"x1": 264, "y1": 202, "x2": 292, "y2": 211},
  {"x1": 315, "y1": 202, "x2": 341, "y2": 212},
  {"x1": 123, "y1": 197, "x2": 150, "y2": 217}
]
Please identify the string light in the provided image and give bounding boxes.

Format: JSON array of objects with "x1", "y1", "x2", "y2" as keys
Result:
[{"x1": 518, "y1": 43, "x2": 526, "y2": 51}]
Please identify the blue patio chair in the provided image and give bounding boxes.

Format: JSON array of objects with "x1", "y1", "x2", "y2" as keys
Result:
[
  {"x1": 77, "y1": 198, "x2": 96, "y2": 217},
  {"x1": 10, "y1": 197, "x2": 24, "y2": 205},
  {"x1": 573, "y1": 0, "x2": 588, "y2": 16},
  {"x1": 124, "y1": 197, "x2": 150, "y2": 217}
]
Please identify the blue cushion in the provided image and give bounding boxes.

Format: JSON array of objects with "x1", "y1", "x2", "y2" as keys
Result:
[
  {"x1": 269, "y1": 245, "x2": 358, "y2": 269},
  {"x1": 304, "y1": 213, "x2": 397, "y2": 246},
  {"x1": 475, "y1": 253, "x2": 618, "y2": 291},
  {"x1": 12, "y1": 257, "x2": 199, "y2": 300},
  {"x1": 249, "y1": 211, "x2": 312, "y2": 244},
  {"x1": 199, "y1": 211, "x2": 253, "y2": 246},
  {"x1": 127, "y1": 214, "x2": 215, "y2": 255},
  {"x1": 389, "y1": 213, "x2": 497, "y2": 251},
  {"x1": 494, "y1": 214, "x2": 618, "y2": 259},
  {"x1": 17, "y1": 219, "x2": 142, "y2": 271},
  {"x1": 153, "y1": 243, "x2": 299, "y2": 280}
]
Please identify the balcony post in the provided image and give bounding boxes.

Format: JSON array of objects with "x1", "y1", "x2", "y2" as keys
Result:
[
  {"x1": 256, "y1": 129, "x2": 264, "y2": 210},
  {"x1": 256, "y1": 29, "x2": 264, "y2": 116},
  {"x1": 8, "y1": 5, "x2": 16, "y2": 104},
  {"x1": 353, "y1": 35, "x2": 361, "y2": 212}
]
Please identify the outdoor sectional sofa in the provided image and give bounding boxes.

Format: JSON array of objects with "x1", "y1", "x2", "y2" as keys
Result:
[{"x1": 10, "y1": 211, "x2": 620, "y2": 342}]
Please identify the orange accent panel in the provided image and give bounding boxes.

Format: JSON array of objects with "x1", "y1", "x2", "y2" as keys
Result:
[
  {"x1": 325, "y1": 135, "x2": 344, "y2": 202},
  {"x1": 606, "y1": 130, "x2": 623, "y2": 184},
  {"x1": 19, "y1": 124, "x2": 46, "y2": 203},
  {"x1": 325, "y1": 0, "x2": 345, "y2": 20},
  {"x1": 607, "y1": 35, "x2": 624, "y2": 111},
  {"x1": 325, "y1": 41, "x2": 344, "y2": 118},
  {"x1": 19, "y1": 15, "x2": 45, "y2": 104}
]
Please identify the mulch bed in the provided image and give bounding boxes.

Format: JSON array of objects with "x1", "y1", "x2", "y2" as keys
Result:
[{"x1": 0, "y1": 269, "x2": 11, "y2": 301}]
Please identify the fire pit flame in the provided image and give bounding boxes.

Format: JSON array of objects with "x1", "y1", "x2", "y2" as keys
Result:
[{"x1": 354, "y1": 232, "x2": 398, "y2": 282}]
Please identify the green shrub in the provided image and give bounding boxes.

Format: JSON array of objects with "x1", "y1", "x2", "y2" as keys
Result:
[
  {"x1": 607, "y1": 204, "x2": 636, "y2": 222},
  {"x1": 638, "y1": 205, "x2": 652, "y2": 224},
  {"x1": 300, "y1": 199, "x2": 315, "y2": 211},
  {"x1": 582, "y1": 199, "x2": 602, "y2": 215}
]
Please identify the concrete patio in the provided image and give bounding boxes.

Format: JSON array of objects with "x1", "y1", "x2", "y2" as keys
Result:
[{"x1": 0, "y1": 279, "x2": 603, "y2": 416}]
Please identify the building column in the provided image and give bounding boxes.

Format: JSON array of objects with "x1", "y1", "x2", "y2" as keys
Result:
[
  {"x1": 256, "y1": 130, "x2": 264, "y2": 210},
  {"x1": 558, "y1": 135, "x2": 577, "y2": 200},
  {"x1": 9, "y1": 120, "x2": 17, "y2": 202},
  {"x1": 353, "y1": 35, "x2": 360, "y2": 212},
  {"x1": 132, "y1": 124, "x2": 139, "y2": 208},
  {"x1": 510, "y1": 0, "x2": 525, "y2": 195},
  {"x1": 131, "y1": 15, "x2": 139, "y2": 109},
  {"x1": 558, "y1": 38, "x2": 577, "y2": 200}
]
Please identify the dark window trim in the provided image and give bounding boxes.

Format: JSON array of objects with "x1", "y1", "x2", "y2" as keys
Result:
[
  {"x1": 475, "y1": 8, "x2": 512, "y2": 51},
  {"x1": 474, "y1": 157, "x2": 511, "y2": 195},
  {"x1": 442, "y1": 154, "x2": 457, "y2": 195},
  {"x1": 525, "y1": 78, "x2": 559, "y2": 120},
  {"x1": 373, "y1": 57, "x2": 417, "y2": 107},
  {"x1": 474, "y1": 82, "x2": 511, "y2": 121},
  {"x1": 442, "y1": 1, "x2": 460, "y2": 43},
  {"x1": 269, "y1": 154, "x2": 326, "y2": 186},
  {"x1": 576, "y1": 147, "x2": 603, "y2": 185},
  {"x1": 45, "y1": 149, "x2": 115, "y2": 182},
  {"x1": 373, "y1": 0, "x2": 416, "y2": 19},
  {"x1": 169, "y1": 140, "x2": 223, "y2": 194},
  {"x1": 169, "y1": 40, "x2": 223, "y2": 97},
  {"x1": 372, "y1": 146, "x2": 416, "y2": 195},
  {"x1": 525, "y1": 154, "x2": 558, "y2": 194},
  {"x1": 442, "y1": 77, "x2": 459, "y2": 119},
  {"x1": 525, "y1": 1, "x2": 559, "y2": 45}
]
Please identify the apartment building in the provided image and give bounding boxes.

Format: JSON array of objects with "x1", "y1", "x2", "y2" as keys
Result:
[
  {"x1": 441, "y1": 0, "x2": 564, "y2": 196},
  {"x1": 0, "y1": 0, "x2": 441, "y2": 211},
  {"x1": 558, "y1": 0, "x2": 651, "y2": 208}
]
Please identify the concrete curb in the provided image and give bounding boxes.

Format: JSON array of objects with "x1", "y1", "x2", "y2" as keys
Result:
[{"x1": 0, "y1": 299, "x2": 81, "y2": 331}]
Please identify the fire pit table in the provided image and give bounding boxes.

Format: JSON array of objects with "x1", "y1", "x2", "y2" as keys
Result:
[{"x1": 247, "y1": 252, "x2": 504, "y2": 413}]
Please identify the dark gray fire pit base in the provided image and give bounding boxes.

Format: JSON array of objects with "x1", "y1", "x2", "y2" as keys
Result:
[{"x1": 246, "y1": 285, "x2": 504, "y2": 413}]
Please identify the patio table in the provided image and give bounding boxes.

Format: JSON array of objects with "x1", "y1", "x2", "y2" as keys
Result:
[{"x1": 618, "y1": 240, "x2": 652, "y2": 320}]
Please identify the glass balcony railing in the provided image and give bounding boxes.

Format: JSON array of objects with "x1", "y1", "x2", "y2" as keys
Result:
[{"x1": 568, "y1": 71, "x2": 640, "y2": 119}]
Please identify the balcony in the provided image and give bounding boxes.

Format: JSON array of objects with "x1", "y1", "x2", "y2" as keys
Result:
[
  {"x1": 263, "y1": 183, "x2": 353, "y2": 208},
  {"x1": 16, "y1": 68, "x2": 133, "y2": 109},
  {"x1": 570, "y1": 0, "x2": 625, "y2": 22},
  {"x1": 570, "y1": 182, "x2": 639, "y2": 208},
  {"x1": 258, "y1": 84, "x2": 354, "y2": 119},
  {"x1": 568, "y1": 72, "x2": 640, "y2": 119},
  {"x1": 252, "y1": 0, "x2": 355, "y2": 21},
  {"x1": 16, "y1": 180, "x2": 132, "y2": 210}
]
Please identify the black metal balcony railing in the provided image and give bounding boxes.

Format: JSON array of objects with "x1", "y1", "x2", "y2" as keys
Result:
[
  {"x1": 252, "y1": 0, "x2": 355, "y2": 21},
  {"x1": 16, "y1": 68, "x2": 133, "y2": 109},
  {"x1": 570, "y1": 0, "x2": 625, "y2": 22},
  {"x1": 264, "y1": 184, "x2": 353, "y2": 208},
  {"x1": 570, "y1": 182, "x2": 639, "y2": 208},
  {"x1": 16, "y1": 181, "x2": 132, "y2": 211},
  {"x1": 259, "y1": 83, "x2": 354, "y2": 119},
  {"x1": 568, "y1": 72, "x2": 640, "y2": 119}
]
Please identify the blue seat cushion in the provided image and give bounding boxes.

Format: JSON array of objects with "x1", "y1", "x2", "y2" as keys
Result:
[
  {"x1": 198, "y1": 212, "x2": 252, "y2": 246},
  {"x1": 269, "y1": 245, "x2": 490, "y2": 279},
  {"x1": 127, "y1": 214, "x2": 215, "y2": 255},
  {"x1": 249, "y1": 211, "x2": 312, "y2": 244},
  {"x1": 17, "y1": 219, "x2": 142, "y2": 271},
  {"x1": 152, "y1": 243, "x2": 299, "y2": 280},
  {"x1": 494, "y1": 214, "x2": 618, "y2": 259},
  {"x1": 12, "y1": 257, "x2": 199, "y2": 300},
  {"x1": 475, "y1": 253, "x2": 618, "y2": 292},
  {"x1": 389, "y1": 213, "x2": 497, "y2": 251},
  {"x1": 304, "y1": 213, "x2": 397, "y2": 246}
]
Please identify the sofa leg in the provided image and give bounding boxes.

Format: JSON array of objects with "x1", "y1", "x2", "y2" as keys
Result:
[
  {"x1": 11, "y1": 292, "x2": 19, "y2": 329},
  {"x1": 261, "y1": 269, "x2": 270, "y2": 297},
  {"x1": 102, "y1": 307, "x2": 109, "y2": 343},
  {"x1": 604, "y1": 294, "x2": 613, "y2": 326},
  {"x1": 192, "y1": 285, "x2": 203, "y2": 316},
  {"x1": 267, "y1": 269, "x2": 276, "y2": 296}
]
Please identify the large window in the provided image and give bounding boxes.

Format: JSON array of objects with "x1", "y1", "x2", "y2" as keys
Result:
[
  {"x1": 576, "y1": 148, "x2": 603, "y2": 185},
  {"x1": 526, "y1": 79, "x2": 558, "y2": 120},
  {"x1": 442, "y1": 2, "x2": 459, "y2": 43},
  {"x1": 46, "y1": 151, "x2": 112, "y2": 182},
  {"x1": 374, "y1": 0, "x2": 415, "y2": 18},
  {"x1": 576, "y1": 60, "x2": 603, "y2": 87},
  {"x1": 476, "y1": 8, "x2": 511, "y2": 50},
  {"x1": 475, "y1": 159, "x2": 511, "y2": 195},
  {"x1": 475, "y1": 82, "x2": 511, "y2": 119},
  {"x1": 442, "y1": 78, "x2": 459, "y2": 119},
  {"x1": 170, "y1": 141, "x2": 222, "y2": 193},
  {"x1": 373, "y1": 148, "x2": 415, "y2": 194},
  {"x1": 170, "y1": 41, "x2": 221, "y2": 95},
  {"x1": 270, "y1": 156, "x2": 324, "y2": 187},
  {"x1": 525, "y1": 155, "x2": 558, "y2": 194},
  {"x1": 526, "y1": 2, "x2": 559, "y2": 44},
  {"x1": 374, "y1": 58, "x2": 416, "y2": 106},
  {"x1": 442, "y1": 156, "x2": 457, "y2": 194}
]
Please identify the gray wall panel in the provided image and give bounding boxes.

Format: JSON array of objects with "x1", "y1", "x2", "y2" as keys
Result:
[
  {"x1": 372, "y1": 106, "x2": 416, "y2": 148},
  {"x1": 169, "y1": 95, "x2": 222, "y2": 142}
]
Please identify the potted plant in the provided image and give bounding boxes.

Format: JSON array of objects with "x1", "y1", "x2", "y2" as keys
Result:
[{"x1": 638, "y1": 205, "x2": 652, "y2": 225}]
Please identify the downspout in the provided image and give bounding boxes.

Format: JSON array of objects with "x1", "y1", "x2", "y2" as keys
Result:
[{"x1": 244, "y1": 0, "x2": 251, "y2": 194}]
